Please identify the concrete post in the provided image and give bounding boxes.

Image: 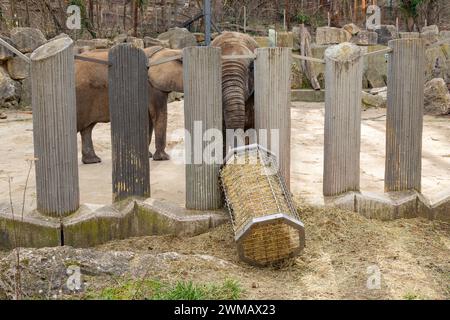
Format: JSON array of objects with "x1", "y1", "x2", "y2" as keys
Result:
[
  {"x1": 183, "y1": 47, "x2": 222, "y2": 210},
  {"x1": 30, "y1": 37, "x2": 79, "y2": 217},
  {"x1": 109, "y1": 44, "x2": 150, "y2": 202},
  {"x1": 385, "y1": 38, "x2": 425, "y2": 192},
  {"x1": 254, "y1": 47, "x2": 292, "y2": 189},
  {"x1": 323, "y1": 43, "x2": 363, "y2": 196}
]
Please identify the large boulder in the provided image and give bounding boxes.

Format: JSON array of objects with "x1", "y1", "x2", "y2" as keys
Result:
[
  {"x1": 421, "y1": 25, "x2": 439, "y2": 45},
  {"x1": 277, "y1": 31, "x2": 294, "y2": 47},
  {"x1": 6, "y1": 54, "x2": 30, "y2": 80},
  {"x1": 0, "y1": 36, "x2": 15, "y2": 61},
  {"x1": 343, "y1": 23, "x2": 361, "y2": 36},
  {"x1": 351, "y1": 30, "x2": 378, "y2": 45},
  {"x1": 375, "y1": 25, "x2": 399, "y2": 45},
  {"x1": 424, "y1": 78, "x2": 450, "y2": 115},
  {"x1": 253, "y1": 36, "x2": 271, "y2": 48},
  {"x1": 363, "y1": 45, "x2": 388, "y2": 88},
  {"x1": 362, "y1": 90, "x2": 387, "y2": 108},
  {"x1": 425, "y1": 45, "x2": 449, "y2": 82},
  {"x1": 10, "y1": 27, "x2": 46, "y2": 53},
  {"x1": 143, "y1": 36, "x2": 169, "y2": 48},
  {"x1": 157, "y1": 27, "x2": 197, "y2": 49},
  {"x1": 310, "y1": 44, "x2": 328, "y2": 87},
  {"x1": 75, "y1": 38, "x2": 109, "y2": 49},
  {"x1": 113, "y1": 33, "x2": 128, "y2": 44},
  {"x1": 440, "y1": 30, "x2": 450, "y2": 40},
  {"x1": 316, "y1": 27, "x2": 351, "y2": 45},
  {"x1": 126, "y1": 37, "x2": 144, "y2": 49},
  {"x1": 20, "y1": 77, "x2": 31, "y2": 108},
  {"x1": 0, "y1": 66, "x2": 21, "y2": 108}
]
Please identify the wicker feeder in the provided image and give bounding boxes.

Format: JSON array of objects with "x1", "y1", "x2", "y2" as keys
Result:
[{"x1": 220, "y1": 144, "x2": 305, "y2": 267}]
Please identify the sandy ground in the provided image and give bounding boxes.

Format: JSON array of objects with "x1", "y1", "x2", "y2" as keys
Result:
[{"x1": 0, "y1": 101, "x2": 449, "y2": 211}]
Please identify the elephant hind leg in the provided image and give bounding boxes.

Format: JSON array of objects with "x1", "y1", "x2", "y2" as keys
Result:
[
  {"x1": 151, "y1": 89, "x2": 170, "y2": 161},
  {"x1": 81, "y1": 123, "x2": 101, "y2": 164}
]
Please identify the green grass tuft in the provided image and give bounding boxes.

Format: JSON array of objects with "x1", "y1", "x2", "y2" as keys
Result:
[{"x1": 86, "y1": 278, "x2": 242, "y2": 300}]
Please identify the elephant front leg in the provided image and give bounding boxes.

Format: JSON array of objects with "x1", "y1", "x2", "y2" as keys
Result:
[
  {"x1": 153, "y1": 95, "x2": 170, "y2": 161},
  {"x1": 81, "y1": 123, "x2": 101, "y2": 164}
]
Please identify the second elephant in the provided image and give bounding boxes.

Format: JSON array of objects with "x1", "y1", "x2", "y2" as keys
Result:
[{"x1": 75, "y1": 46, "x2": 183, "y2": 164}]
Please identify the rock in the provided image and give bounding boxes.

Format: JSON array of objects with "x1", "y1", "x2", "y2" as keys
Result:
[
  {"x1": 276, "y1": 32, "x2": 294, "y2": 48},
  {"x1": 193, "y1": 33, "x2": 205, "y2": 43},
  {"x1": 6, "y1": 54, "x2": 30, "y2": 80},
  {"x1": 20, "y1": 77, "x2": 31, "y2": 108},
  {"x1": 425, "y1": 46, "x2": 448, "y2": 81},
  {"x1": 75, "y1": 38, "x2": 109, "y2": 49},
  {"x1": 365, "y1": 68, "x2": 386, "y2": 88},
  {"x1": 126, "y1": 37, "x2": 144, "y2": 49},
  {"x1": 351, "y1": 30, "x2": 378, "y2": 45},
  {"x1": 316, "y1": 27, "x2": 351, "y2": 45},
  {"x1": 291, "y1": 61, "x2": 304, "y2": 89},
  {"x1": 253, "y1": 36, "x2": 270, "y2": 48},
  {"x1": 0, "y1": 112, "x2": 6, "y2": 119},
  {"x1": 0, "y1": 66, "x2": 21, "y2": 108},
  {"x1": 422, "y1": 25, "x2": 439, "y2": 35},
  {"x1": 113, "y1": 33, "x2": 128, "y2": 44},
  {"x1": 0, "y1": 36, "x2": 15, "y2": 61},
  {"x1": 369, "y1": 86, "x2": 387, "y2": 95},
  {"x1": 310, "y1": 44, "x2": 328, "y2": 87},
  {"x1": 421, "y1": 25, "x2": 439, "y2": 45},
  {"x1": 75, "y1": 46, "x2": 93, "y2": 54},
  {"x1": 440, "y1": 31, "x2": 450, "y2": 40},
  {"x1": 168, "y1": 92, "x2": 184, "y2": 103},
  {"x1": 400, "y1": 32, "x2": 420, "y2": 39},
  {"x1": 375, "y1": 25, "x2": 398, "y2": 45},
  {"x1": 10, "y1": 27, "x2": 46, "y2": 53},
  {"x1": 0, "y1": 246, "x2": 235, "y2": 299},
  {"x1": 424, "y1": 78, "x2": 450, "y2": 115},
  {"x1": 362, "y1": 91, "x2": 387, "y2": 108},
  {"x1": 143, "y1": 36, "x2": 169, "y2": 48},
  {"x1": 343, "y1": 23, "x2": 361, "y2": 36},
  {"x1": 363, "y1": 45, "x2": 388, "y2": 88},
  {"x1": 157, "y1": 27, "x2": 197, "y2": 49},
  {"x1": 49, "y1": 33, "x2": 70, "y2": 42}
]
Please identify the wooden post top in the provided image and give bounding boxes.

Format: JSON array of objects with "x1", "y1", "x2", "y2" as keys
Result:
[
  {"x1": 324, "y1": 42, "x2": 361, "y2": 62},
  {"x1": 31, "y1": 36, "x2": 73, "y2": 62}
]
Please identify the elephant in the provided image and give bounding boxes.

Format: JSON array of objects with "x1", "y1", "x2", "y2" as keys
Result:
[
  {"x1": 75, "y1": 46, "x2": 183, "y2": 164},
  {"x1": 211, "y1": 32, "x2": 259, "y2": 131}
]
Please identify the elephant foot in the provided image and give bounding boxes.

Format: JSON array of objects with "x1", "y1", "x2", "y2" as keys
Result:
[
  {"x1": 82, "y1": 154, "x2": 102, "y2": 164},
  {"x1": 149, "y1": 150, "x2": 153, "y2": 158},
  {"x1": 152, "y1": 150, "x2": 170, "y2": 161}
]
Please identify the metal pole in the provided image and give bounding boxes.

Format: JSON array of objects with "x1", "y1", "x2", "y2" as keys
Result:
[{"x1": 204, "y1": 0, "x2": 211, "y2": 46}]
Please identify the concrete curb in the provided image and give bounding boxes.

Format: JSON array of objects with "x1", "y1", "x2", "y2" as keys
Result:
[{"x1": 0, "y1": 198, "x2": 229, "y2": 249}]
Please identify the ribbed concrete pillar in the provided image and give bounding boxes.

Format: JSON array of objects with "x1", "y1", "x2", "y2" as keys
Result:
[
  {"x1": 30, "y1": 37, "x2": 79, "y2": 217},
  {"x1": 254, "y1": 47, "x2": 292, "y2": 189},
  {"x1": 109, "y1": 44, "x2": 150, "y2": 202},
  {"x1": 183, "y1": 47, "x2": 222, "y2": 210},
  {"x1": 323, "y1": 43, "x2": 363, "y2": 196},
  {"x1": 385, "y1": 38, "x2": 425, "y2": 192}
]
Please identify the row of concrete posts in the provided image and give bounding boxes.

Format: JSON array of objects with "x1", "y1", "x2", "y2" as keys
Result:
[{"x1": 30, "y1": 37, "x2": 425, "y2": 217}]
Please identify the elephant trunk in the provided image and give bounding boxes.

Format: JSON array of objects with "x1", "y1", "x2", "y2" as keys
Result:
[{"x1": 222, "y1": 60, "x2": 248, "y2": 130}]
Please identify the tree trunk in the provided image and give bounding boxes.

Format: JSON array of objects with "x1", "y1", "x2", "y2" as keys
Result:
[
  {"x1": 133, "y1": 0, "x2": 139, "y2": 37},
  {"x1": 123, "y1": 0, "x2": 127, "y2": 31}
]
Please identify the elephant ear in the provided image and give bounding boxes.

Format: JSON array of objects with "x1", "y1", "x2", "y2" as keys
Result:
[{"x1": 148, "y1": 49, "x2": 184, "y2": 93}]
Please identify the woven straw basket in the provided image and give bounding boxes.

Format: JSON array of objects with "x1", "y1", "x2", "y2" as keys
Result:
[{"x1": 220, "y1": 144, "x2": 305, "y2": 266}]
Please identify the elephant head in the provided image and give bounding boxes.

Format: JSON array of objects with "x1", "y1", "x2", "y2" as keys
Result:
[
  {"x1": 144, "y1": 47, "x2": 184, "y2": 93},
  {"x1": 211, "y1": 32, "x2": 259, "y2": 130}
]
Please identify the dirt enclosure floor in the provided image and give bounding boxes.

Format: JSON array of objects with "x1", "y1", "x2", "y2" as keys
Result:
[{"x1": 0, "y1": 101, "x2": 449, "y2": 299}]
